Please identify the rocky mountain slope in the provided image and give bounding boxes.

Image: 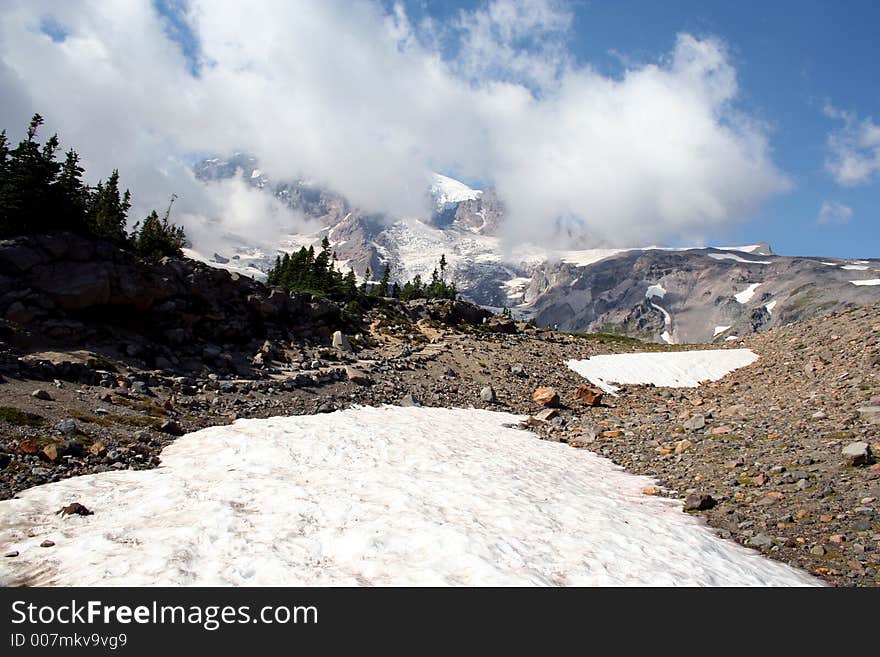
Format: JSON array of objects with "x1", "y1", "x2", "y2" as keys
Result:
[
  {"x1": 190, "y1": 156, "x2": 880, "y2": 343},
  {"x1": 0, "y1": 241, "x2": 877, "y2": 584}
]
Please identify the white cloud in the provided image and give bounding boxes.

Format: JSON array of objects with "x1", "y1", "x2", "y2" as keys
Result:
[
  {"x1": 817, "y1": 200, "x2": 853, "y2": 225},
  {"x1": 0, "y1": 0, "x2": 791, "y2": 252},
  {"x1": 824, "y1": 104, "x2": 880, "y2": 186}
]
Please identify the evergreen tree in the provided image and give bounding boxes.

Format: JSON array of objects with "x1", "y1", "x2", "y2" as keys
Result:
[
  {"x1": 87, "y1": 169, "x2": 130, "y2": 244},
  {"x1": 372, "y1": 263, "x2": 390, "y2": 297}
]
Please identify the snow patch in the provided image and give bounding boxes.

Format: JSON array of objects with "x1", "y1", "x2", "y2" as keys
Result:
[
  {"x1": 708, "y1": 253, "x2": 772, "y2": 265},
  {"x1": 182, "y1": 248, "x2": 267, "y2": 281},
  {"x1": 841, "y1": 264, "x2": 869, "y2": 271},
  {"x1": 734, "y1": 283, "x2": 762, "y2": 304},
  {"x1": 765, "y1": 300, "x2": 777, "y2": 314},
  {"x1": 714, "y1": 326, "x2": 731, "y2": 336},
  {"x1": 567, "y1": 349, "x2": 760, "y2": 395},
  {"x1": 645, "y1": 284, "x2": 666, "y2": 300},
  {"x1": 0, "y1": 406, "x2": 816, "y2": 587},
  {"x1": 430, "y1": 173, "x2": 481, "y2": 209},
  {"x1": 850, "y1": 279, "x2": 880, "y2": 286}
]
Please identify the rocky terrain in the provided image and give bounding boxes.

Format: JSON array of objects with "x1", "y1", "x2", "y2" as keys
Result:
[{"x1": 0, "y1": 233, "x2": 878, "y2": 586}]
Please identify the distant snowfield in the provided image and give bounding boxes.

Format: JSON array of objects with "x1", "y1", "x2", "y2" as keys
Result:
[
  {"x1": 182, "y1": 248, "x2": 267, "y2": 282},
  {"x1": 0, "y1": 407, "x2": 816, "y2": 587},
  {"x1": 850, "y1": 279, "x2": 880, "y2": 286},
  {"x1": 734, "y1": 282, "x2": 762, "y2": 304},
  {"x1": 567, "y1": 349, "x2": 759, "y2": 394},
  {"x1": 708, "y1": 253, "x2": 773, "y2": 265}
]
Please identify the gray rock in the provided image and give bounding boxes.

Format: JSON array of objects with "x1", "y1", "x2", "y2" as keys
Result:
[
  {"x1": 55, "y1": 418, "x2": 79, "y2": 435},
  {"x1": 684, "y1": 414, "x2": 705, "y2": 431},
  {"x1": 31, "y1": 389, "x2": 53, "y2": 401},
  {"x1": 684, "y1": 493, "x2": 717, "y2": 511},
  {"x1": 748, "y1": 533, "x2": 773, "y2": 549},
  {"x1": 480, "y1": 386, "x2": 496, "y2": 403},
  {"x1": 399, "y1": 394, "x2": 421, "y2": 407},
  {"x1": 345, "y1": 367, "x2": 373, "y2": 386},
  {"x1": 510, "y1": 364, "x2": 527, "y2": 377},
  {"x1": 842, "y1": 441, "x2": 873, "y2": 466}
]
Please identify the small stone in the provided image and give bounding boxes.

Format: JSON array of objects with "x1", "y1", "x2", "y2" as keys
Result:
[
  {"x1": 159, "y1": 420, "x2": 184, "y2": 436},
  {"x1": 56, "y1": 502, "x2": 93, "y2": 517},
  {"x1": 31, "y1": 389, "x2": 53, "y2": 401},
  {"x1": 332, "y1": 330, "x2": 352, "y2": 352},
  {"x1": 533, "y1": 408, "x2": 558, "y2": 421},
  {"x1": 674, "y1": 439, "x2": 693, "y2": 454},
  {"x1": 4, "y1": 551, "x2": 18, "y2": 558},
  {"x1": 683, "y1": 415, "x2": 706, "y2": 431},
  {"x1": 89, "y1": 441, "x2": 107, "y2": 457},
  {"x1": 573, "y1": 384, "x2": 603, "y2": 407},
  {"x1": 748, "y1": 533, "x2": 773, "y2": 549},
  {"x1": 40, "y1": 540, "x2": 55, "y2": 548},
  {"x1": 810, "y1": 545, "x2": 826, "y2": 556},
  {"x1": 41, "y1": 444, "x2": 61, "y2": 462},
  {"x1": 510, "y1": 364, "x2": 527, "y2": 377},
  {"x1": 398, "y1": 394, "x2": 420, "y2": 407},
  {"x1": 532, "y1": 387, "x2": 560, "y2": 408},
  {"x1": 684, "y1": 493, "x2": 717, "y2": 511},
  {"x1": 345, "y1": 367, "x2": 373, "y2": 386},
  {"x1": 480, "y1": 386, "x2": 496, "y2": 403},
  {"x1": 642, "y1": 486, "x2": 661, "y2": 495},
  {"x1": 55, "y1": 418, "x2": 79, "y2": 435},
  {"x1": 842, "y1": 441, "x2": 873, "y2": 467}
]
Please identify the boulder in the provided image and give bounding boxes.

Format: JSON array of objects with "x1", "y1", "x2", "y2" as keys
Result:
[
  {"x1": 532, "y1": 387, "x2": 560, "y2": 408},
  {"x1": 684, "y1": 493, "x2": 717, "y2": 511},
  {"x1": 345, "y1": 367, "x2": 373, "y2": 386},
  {"x1": 332, "y1": 330, "x2": 353, "y2": 353},
  {"x1": 573, "y1": 384, "x2": 603, "y2": 407},
  {"x1": 842, "y1": 442, "x2": 873, "y2": 467},
  {"x1": 480, "y1": 386, "x2": 496, "y2": 403}
]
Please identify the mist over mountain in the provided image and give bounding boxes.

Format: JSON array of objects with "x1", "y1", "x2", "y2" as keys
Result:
[{"x1": 189, "y1": 155, "x2": 880, "y2": 344}]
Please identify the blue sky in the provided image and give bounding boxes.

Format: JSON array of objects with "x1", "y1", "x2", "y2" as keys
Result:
[
  {"x1": 6, "y1": 1, "x2": 877, "y2": 258},
  {"x1": 391, "y1": 0, "x2": 880, "y2": 257}
]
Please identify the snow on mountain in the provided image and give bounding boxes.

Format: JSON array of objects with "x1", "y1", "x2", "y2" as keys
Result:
[
  {"x1": 430, "y1": 173, "x2": 481, "y2": 210},
  {"x1": 182, "y1": 248, "x2": 268, "y2": 281},
  {"x1": 0, "y1": 406, "x2": 818, "y2": 586},
  {"x1": 188, "y1": 155, "x2": 880, "y2": 343},
  {"x1": 707, "y1": 252, "x2": 773, "y2": 265},
  {"x1": 734, "y1": 283, "x2": 762, "y2": 304}
]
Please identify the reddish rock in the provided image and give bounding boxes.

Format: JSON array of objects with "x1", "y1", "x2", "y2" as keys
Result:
[
  {"x1": 532, "y1": 387, "x2": 560, "y2": 408},
  {"x1": 19, "y1": 440, "x2": 39, "y2": 455},
  {"x1": 573, "y1": 384, "x2": 604, "y2": 407}
]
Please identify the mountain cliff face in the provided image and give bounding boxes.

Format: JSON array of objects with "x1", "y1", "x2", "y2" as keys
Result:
[{"x1": 190, "y1": 155, "x2": 880, "y2": 343}]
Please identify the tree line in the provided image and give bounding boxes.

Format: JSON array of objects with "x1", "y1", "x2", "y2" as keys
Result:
[
  {"x1": 0, "y1": 114, "x2": 185, "y2": 259},
  {"x1": 267, "y1": 239, "x2": 457, "y2": 303}
]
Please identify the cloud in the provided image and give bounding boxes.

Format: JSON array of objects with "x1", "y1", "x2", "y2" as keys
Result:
[
  {"x1": 817, "y1": 200, "x2": 853, "y2": 225},
  {"x1": 0, "y1": 0, "x2": 791, "y2": 252},
  {"x1": 824, "y1": 104, "x2": 880, "y2": 186}
]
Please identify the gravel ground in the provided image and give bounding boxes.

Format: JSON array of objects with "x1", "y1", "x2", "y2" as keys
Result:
[{"x1": 1, "y1": 303, "x2": 878, "y2": 586}]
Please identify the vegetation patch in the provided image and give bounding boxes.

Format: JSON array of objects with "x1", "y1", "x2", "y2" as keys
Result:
[
  {"x1": 0, "y1": 406, "x2": 45, "y2": 427},
  {"x1": 66, "y1": 408, "x2": 112, "y2": 427}
]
